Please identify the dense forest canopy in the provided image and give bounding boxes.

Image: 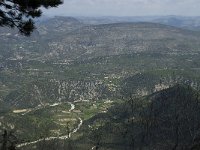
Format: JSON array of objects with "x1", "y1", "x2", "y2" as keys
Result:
[{"x1": 0, "y1": 0, "x2": 63, "y2": 35}]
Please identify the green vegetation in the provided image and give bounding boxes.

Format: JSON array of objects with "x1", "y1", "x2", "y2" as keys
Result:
[
  {"x1": 76, "y1": 85, "x2": 200, "y2": 150},
  {"x1": 1, "y1": 17, "x2": 200, "y2": 149}
]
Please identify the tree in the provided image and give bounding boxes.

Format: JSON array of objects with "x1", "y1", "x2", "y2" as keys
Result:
[
  {"x1": 0, "y1": 130, "x2": 18, "y2": 150},
  {"x1": 0, "y1": 0, "x2": 63, "y2": 36}
]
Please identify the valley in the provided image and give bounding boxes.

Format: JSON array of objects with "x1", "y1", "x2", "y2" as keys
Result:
[{"x1": 0, "y1": 16, "x2": 200, "y2": 149}]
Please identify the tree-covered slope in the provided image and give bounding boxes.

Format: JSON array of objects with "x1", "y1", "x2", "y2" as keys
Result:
[{"x1": 77, "y1": 85, "x2": 200, "y2": 150}]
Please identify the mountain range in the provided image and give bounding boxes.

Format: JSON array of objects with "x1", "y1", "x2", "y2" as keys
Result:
[{"x1": 0, "y1": 16, "x2": 200, "y2": 149}]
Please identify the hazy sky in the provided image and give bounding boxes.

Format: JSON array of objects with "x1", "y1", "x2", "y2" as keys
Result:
[{"x1": 43, "y1": 0, "x2": 200, "y2": 17}]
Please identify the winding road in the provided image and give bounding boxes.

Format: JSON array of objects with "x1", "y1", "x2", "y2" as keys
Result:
[{"x1": 17, "y1": 102, "x2": 83, "y2": 148}]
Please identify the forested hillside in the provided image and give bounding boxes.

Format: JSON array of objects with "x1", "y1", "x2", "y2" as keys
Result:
[{"x1": 0, "y1": 17, "x2": 200, "y2": 149}]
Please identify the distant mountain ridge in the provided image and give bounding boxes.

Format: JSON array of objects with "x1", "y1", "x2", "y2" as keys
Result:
[
  {"x1": 77, "y1": 16, "x2": 200, "y2": 31},
  {"x1": 1, "y1": 16, "x2": 200, "y2": 62},
  {"x1": 1, "y1": 16, "x2": 200, "y2": 110}
]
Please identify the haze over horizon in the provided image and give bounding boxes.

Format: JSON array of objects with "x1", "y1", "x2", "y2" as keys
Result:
[{"x1": 43, "y1": 0, "x2": 200, "y2": 17}]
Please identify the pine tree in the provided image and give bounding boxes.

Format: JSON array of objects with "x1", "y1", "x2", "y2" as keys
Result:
[{"x1": 0, "y1": 0, "x2": 63, "y2": 36}]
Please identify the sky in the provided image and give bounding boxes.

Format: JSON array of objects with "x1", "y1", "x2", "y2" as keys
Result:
[{"x1": 43, "y1": 0, "x2": 200, "y2": 17}]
